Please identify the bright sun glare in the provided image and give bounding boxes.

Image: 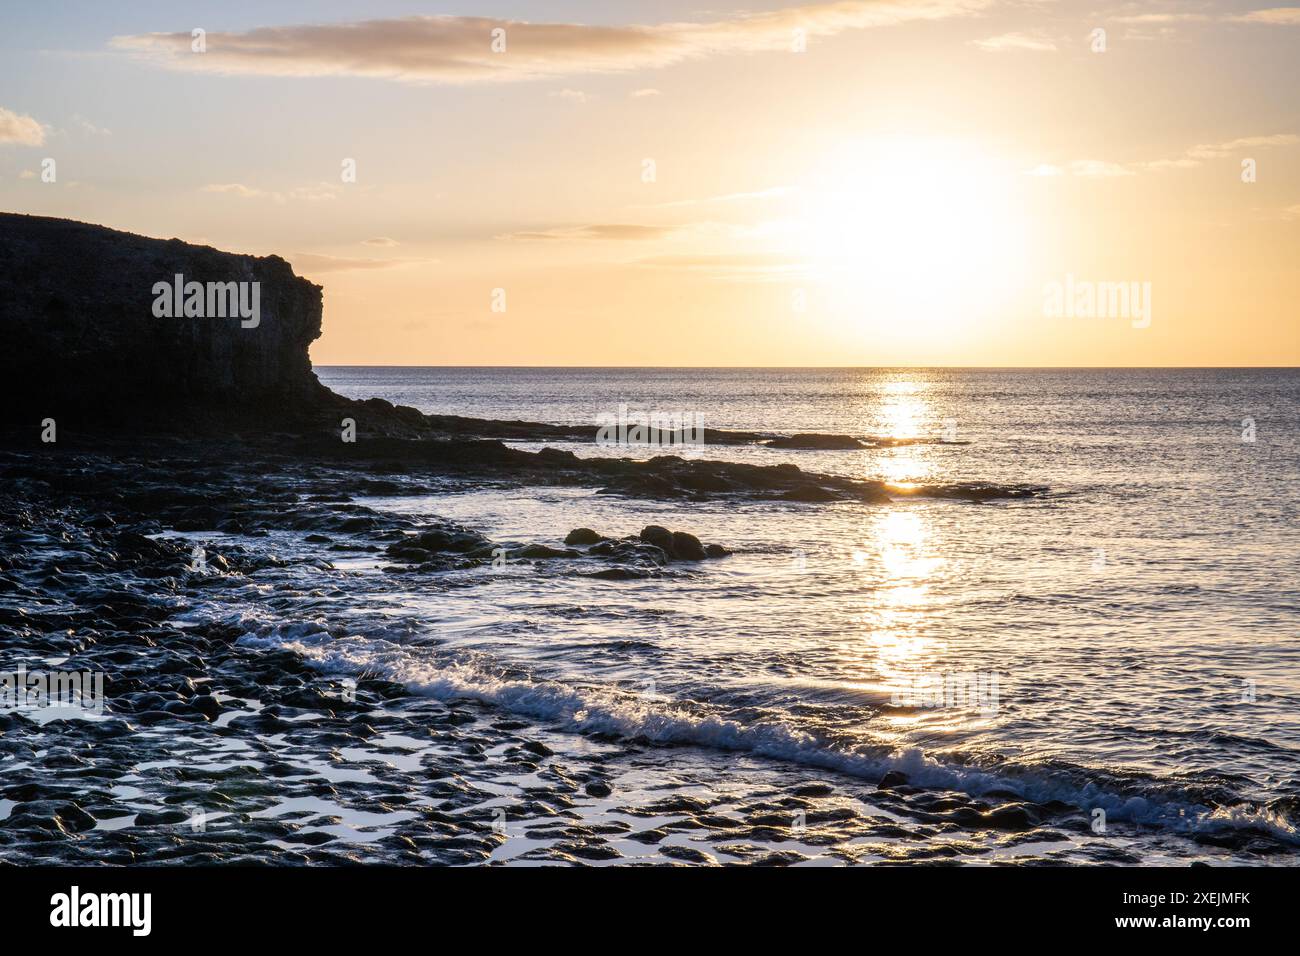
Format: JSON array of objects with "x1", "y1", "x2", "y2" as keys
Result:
[{"x1": 792, "y1": 137, "x2": 1031, "y2": 335}]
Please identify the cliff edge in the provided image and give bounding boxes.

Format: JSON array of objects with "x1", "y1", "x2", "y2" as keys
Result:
[{"x1": 0, "y1": 212, "x2": 329, "y2": 428}]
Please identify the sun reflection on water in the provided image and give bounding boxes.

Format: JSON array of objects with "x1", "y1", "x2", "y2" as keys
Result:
[
  {"x1": 874, "y1": 376, "x2": 937, "y2": 486},
  {"x1": 857, "y1": 505, "x2": 962, "y2": 731}
]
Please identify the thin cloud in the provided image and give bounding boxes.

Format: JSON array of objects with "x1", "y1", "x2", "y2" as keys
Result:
[
  {"x1": 646, "y1": 186, "x2": 795, "y2": 208},
  {"x1": 291, "y1": 253, "x2": 435, "y2": 273},
  {"x1": 499, "y1": 223, "x2": 677, "y2": 241},
  {"x1": 636, "y1": 253, "x2": 810, "y2": 281},
  {"x1": 201, "y1": 181, "x2": 342, "y2": 203},
  {"x1": 110, "y1": 1, "x2": 990, "y2": 84},
  {"x1": 972, "y1": 32, "x2": 1057, "y2": 52},
  {"x1": 1185, "y1": 133, "x2": 1300, "y2": 159},
  {"x1": 71, "y1": 114, "x2": 112, "y2": 136},
  {"x1": 1234, "y1": 7, "x2": 1300, "y2": 24},
  {"x1": 1066, "y1": 160, "x2": 1135, "y2": 178},
  {"x1": 363, "y1": 237, "x2": 400, "y2": 247},
  {"x1": 548, "y1": 88, "x2": 589, "y2": 102},
  {"x1": 630, "y1": 88, "x2": 661, "y2": 97},
  {"x1": 1115, "y1": 13, "x2": 1211, "y2": 24},
  {"x1": 202, "y1": 183, "x2": 268, "y2": 199},
  {"x1": 0, "y1": 106, "x2": 45, "y2": 146},
  {"x1": 1033, "y1": 134, "x2": 1298, "y2": 177}
]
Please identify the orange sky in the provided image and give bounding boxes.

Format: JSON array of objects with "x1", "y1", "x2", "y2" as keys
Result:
[{"x1": 2, "y1": 1, "x2": 1298, "y2": 365}]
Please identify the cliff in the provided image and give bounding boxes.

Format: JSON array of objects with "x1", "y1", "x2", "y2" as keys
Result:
[{"x1": 0, "y1": 212, "x2": 329, "y2": 428}]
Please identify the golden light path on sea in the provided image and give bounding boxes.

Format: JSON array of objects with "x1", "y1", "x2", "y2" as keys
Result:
[{"x1": 855, "y1": 375, "x2": 983, "y2": 735}]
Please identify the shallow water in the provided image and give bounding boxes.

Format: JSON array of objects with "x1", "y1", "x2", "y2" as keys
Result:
[{"x1": 297, "y1": 366, "x2": 1300, "y2": 858}]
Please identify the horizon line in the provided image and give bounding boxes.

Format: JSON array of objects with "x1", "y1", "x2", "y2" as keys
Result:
[{"x1": 312, "y1": 364, "x2": 1300, "y2": 370}]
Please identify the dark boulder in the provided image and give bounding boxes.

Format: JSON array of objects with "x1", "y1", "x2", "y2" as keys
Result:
[
  {"x1": 639, "y1": 525, "x2": 674, "y2": 552},
  {"x1": 766, "y1": 434, "x2": 866, "y2": 450},
  {"x1": 669, "y1": 531, "x2": 707, "y2": 561}
]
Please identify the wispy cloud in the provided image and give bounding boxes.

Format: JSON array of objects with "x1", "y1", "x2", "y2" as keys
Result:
[
  {"x1": 499, "y1": 223, "x2": 677, "y2": 241},
  {"x1": 1234, "y1": 7, "x2": 1300, "y2": 24},
  {"x1": 362, "y1": 237, "x2": 400, "y2": 247},
  {"x1": 1114, "y1": 13, "x2": 1211, "y2": 24},
  {"x1": 972, "y1": 32, "x2": 1056, "y2": 52},
  {"x1": 1028, "y1": 159, "x2": 1133, "y2": 178},
  {"x1": 1184, "y1": 133, "x2": 1300, "y2": 159},
  {"x1": 201, "y1": 181, "x2": 342, "y2": 203},
  {"x1": 0, "y1": 106, "x2": 45, "y2": 146},
  {"x1": 636, "y1": 252, "x2": 809, "y2": 281},
  {"x1": 644, "y1": 186, "x2": 795, "y2": 208},
  {"x1": 71, "y1": 114, "x2": 112, "y2": 137},
  {"x1": 1032, "y1": 134, "x2": 1298, "y2": 177},
  {"x1": 291, "y1": 253, "x2": 435, "y2": 274},
  {"x1": 111, "y1": 1, "x2": 990, "y2": 84},
  {"x1": 630, "y1": 88, "x2": 661, "y2": 97}
]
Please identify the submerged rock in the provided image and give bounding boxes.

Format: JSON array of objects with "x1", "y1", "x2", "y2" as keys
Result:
[{"x1": 765, "y1": 434, "x2": 866, "y2": 450}]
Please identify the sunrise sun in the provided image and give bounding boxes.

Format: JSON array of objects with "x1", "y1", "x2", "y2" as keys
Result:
[{"x1": 793, "y1": 137, "x2": 1031, "y2": 334}]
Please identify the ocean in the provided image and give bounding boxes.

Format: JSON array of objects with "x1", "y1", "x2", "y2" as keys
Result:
[
  {"x1": 289, "y1": 366, "x2": 1298, "y2": 862},
  {"x1": 9, "y1": 367, "x2": 1294, "y2": 866}
]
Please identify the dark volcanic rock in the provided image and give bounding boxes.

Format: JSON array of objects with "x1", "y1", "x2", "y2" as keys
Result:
[
  {"x1": 765, "y1": 433, "x2": 866, "y2": 450},
  {"x1": 387, "y1": 523, "x2": 493, "y2": 561},
  {"x1": 639, "y1": 525, "x2": 674, "y2": 552},
  {"x1": 511, "y1": 544, "x2": 580, "y2": 559},
  {"x1": 669, "y1": 531, "x2": 707, "y2": 561},
  {"x1": 564, "y1": 528, "x2": 605, "y2": 546}
]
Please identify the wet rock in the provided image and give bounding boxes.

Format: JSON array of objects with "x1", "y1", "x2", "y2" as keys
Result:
[
  {"x1": 133, "y1": 808, "x2": 192, "y2": 827},
  {"x1": 794, "y1": 783, "x2": 835, "y2": 798},
  {"x1": 583, "y1": 567, "x2": 655, "y2": 581},
  {"x1": 512, "y1": 544, "x2": 580, "y2": 560},
  {"x1": 766, "y1": 434, "x2": 866, "y2": 450},
  {"x1": 190, "y1": 694, "x2": 223, "y2": 721},
  {"x1": 55, "y1": 803, "x2": 98, "y2": 833},
  {"x1": 564, "y1": 528, "x2": 605, "y2": 546},
  {"x1": 639, "y1": 525, "x2": 674, "y2": 552},
  {"x1": 669, "y1": 531, "x2": 707, "y2": 561},
  {"x1": 387, "y1": 522, "x2": 492, "y2": 559},
  {"x1": 981, "y1": 803, "x2": 1039, "y2": 830},
  {"x1": 782, "y1": 486, "x2": 841, "y2": 502},
  {"x1": 659, "y1": 844, "x2": 715, "y2": 864},
  {"x1": 878, "y1": 770, "x2": 910, "y2": 790},
  {"x1": 634, "y1": 526, "x2": 727, "y2": 562}
]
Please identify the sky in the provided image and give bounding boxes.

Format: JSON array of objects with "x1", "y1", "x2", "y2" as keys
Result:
[{"x1": 1, "y1": 0, "x2": 1298, "y2": 366}]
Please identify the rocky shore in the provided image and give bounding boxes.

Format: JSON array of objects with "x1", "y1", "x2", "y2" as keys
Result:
[{"x1": 0, "y1": 214, "x2": 1107, "y2": 866}]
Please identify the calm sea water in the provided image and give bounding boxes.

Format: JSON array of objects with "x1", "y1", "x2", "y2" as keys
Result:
[{"x1": 302, "y1": 367, "x2": 1300, "y2": 859}]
